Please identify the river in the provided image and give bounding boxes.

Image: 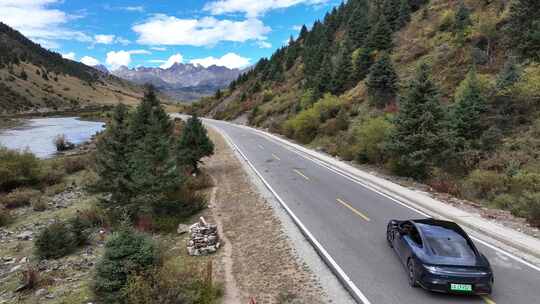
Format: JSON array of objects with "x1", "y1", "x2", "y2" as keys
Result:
[{"x1": 0, "y1": 117, "x2": 105, "y2": 158}]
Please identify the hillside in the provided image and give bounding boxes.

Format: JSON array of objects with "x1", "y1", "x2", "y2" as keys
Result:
[
  {"x1": 192, "y1": 0, "x2": 540, "y2": 226},
  {"x1": 0, "y1": 23, "x2": 145, "y2": 114},
  {"x1": 112, "y1": 63, "x2": 244, "y2": 102}
]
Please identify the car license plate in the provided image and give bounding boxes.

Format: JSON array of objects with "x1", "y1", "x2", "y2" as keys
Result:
[{"x1": 450, "y1": 283, "x2": 472, "y2": 292}]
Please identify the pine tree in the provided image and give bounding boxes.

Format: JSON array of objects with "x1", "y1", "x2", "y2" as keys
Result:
[
  {"x1": 348, "y1": 0, "x2": 370, "y2": 48},
  {"x1": 454, "y1": 2, "x2": 471, "y2": 34},
  {"x1": 383, "y1": 0, "x2": 401, "y2": 31},
  {"x1": 367, "y1": 18, "x2": 394, "y2": 51},
  {"x1": 299, "y1": 25, "x2": 309, "y2": 40},
  {"x1": 332, "y1": 38, "x2": 354, "y2": 94},
  {"x1": 451, "y1": 67, "x2": 488, "y2": 144},
  {"x1": 315, "y1": 55, "x2": 333, "y2": 94},
  {"x1": 495, "y1": 56, "x2": 521, "y2": 92},
  {"x1": 506, "y1": 0, "x2": 540, "y2": 61},
  {"x1": 353, "y1": 48, "x2": 374, "y2": 82},
  {"x1": 398, "y1": 0, "x2": 412, "y2": 29},
  {"x1": 386, "y1": 63, "x2": 449, "y2": 179},
  {"x1": 176, "y1": 115, "x2": 215, "y2": 173},
  {"x1": 95, "y1": 103, "x2": 133, "y2": 207},
  {"x1": 127, "y1": 86, "x2": 181, "y2": 211},
  {"x1": 366, "y1": 53, "x2": 399, "y2": 108}
]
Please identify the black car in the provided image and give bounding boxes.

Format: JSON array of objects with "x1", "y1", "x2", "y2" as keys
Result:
[{"x1": 386, "y1": 218, "x2": 494, "y2": 295}]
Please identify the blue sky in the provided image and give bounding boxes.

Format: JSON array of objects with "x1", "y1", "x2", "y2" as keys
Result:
[{"x1": 0, "y1": 0, "x2": 339, "y2": 70}]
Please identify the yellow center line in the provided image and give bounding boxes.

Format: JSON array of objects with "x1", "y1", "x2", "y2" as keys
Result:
[
  {"x1": 293, "y1": 169, "x2": 310, "y2": 181},
  {"x1": 272, "y1": 154, "x2": 281, "y2": 161},
  {"x1": 336, "y1": 198, "x2": 371, "y2": 222},
  {"x1": 481, "y1": 295, "x2": 496, "y2": 304}
]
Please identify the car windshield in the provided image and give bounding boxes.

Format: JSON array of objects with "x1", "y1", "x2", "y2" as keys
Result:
[{"x1": 418, "y1": 223, "x2": 476, "y2": 259}]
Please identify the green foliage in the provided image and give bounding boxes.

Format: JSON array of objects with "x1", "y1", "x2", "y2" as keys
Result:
[
  {"x1": 366, "y1": 53, "x2": 399, "y2": 108},
  {"x1": 386, "y1": 63, "x2": 449, "y2": 179},
  {"x1": 94, "y1": 230, "x2": 158, "y2": 303},
  {"x1": 69, "y1": 215, "x2": 90, "y2": 246},
  {"x1": 122, "y1": 259, "x2": 222, "y2": 304},
  {"x1": 495, "y1": 57, "x2": 521, "y2": 92},
  {"x1": 383, "y1": 0, "x2": 401, "y2": 31},
  {"x1": 397, "y1": 0, "x2": 412, "y2": 29},
  {"x1": 284, "y1": 94, "x2": 342, "y2": 143},
  {"x1": 454, "y1": 2, "x2": 471, "y2": 33},
  {"x1": 367, "y1": 18, "x2": 394, "y2": 51},
  {"x1": 348, "y1": 0, "x2": 370, "y2": 48},
  {"x1": 95, "y1": 103, "x2": 133, "y2": 208},
  {"x1": 331, "y1": 39, "x2": 355, "y2": 94},
  {"x1": 352, "y1": 48, "x2": 374, "y2": 82},
  {"x1": 462, "y1": 169, "x2": 507, "y2": 200},
  {"x1": 35, "y1": 222, "x2": 77, "y2": 259},
  {"x1": 176, "y1": 115, "x2": 215, "y2": 173},
  {"x1": 354, "y1": 116, "x2": 395, "y2": 164},
  {"x1": 506, "y1": 0, "x2": 540, "y2": 61},
  {"x1": 438, "y1": 10, "x2": 455, "y2": 31},
  {"x1": 451, "y1": 67, "x2": 488, "y2": 144},
  {"x1": 518, "y1": 192, "x2": 540, "y2": 226},
  {"x1": 0, "y1": 147, "x2": 42, "y2": 192}
]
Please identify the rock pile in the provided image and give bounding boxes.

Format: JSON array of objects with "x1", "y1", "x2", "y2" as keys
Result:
[{"x1": 187, "y1": 217, "x2": 220, "y2": 256}]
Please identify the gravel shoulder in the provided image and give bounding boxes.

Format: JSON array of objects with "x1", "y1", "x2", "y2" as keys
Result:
[{"x1": 204, "y1": 128, "x2": 354, "y2": 304}]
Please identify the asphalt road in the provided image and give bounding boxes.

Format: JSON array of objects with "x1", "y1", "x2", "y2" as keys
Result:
[{"x1": 205, "y1": 119, "x2": 540, "y2": 304}]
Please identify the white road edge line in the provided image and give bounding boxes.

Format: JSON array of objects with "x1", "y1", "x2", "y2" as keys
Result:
[
  {"x1": 243, "y1": 125, "x2": 540, "y2": 273},
  {"x1": 215, "y1": 127, "x2": 372, "y2": 304}
]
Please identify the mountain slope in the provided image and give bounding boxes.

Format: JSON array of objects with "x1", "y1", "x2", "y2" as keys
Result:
[
  {"x1": 112, "y1": 63, "x2": 243, "y2": 102},
  {"x1": 0, "y1": 22, "x2": 145, "y2": 114},
  {"x1": 192, "y1": 0, "x2": 540, "y2": 226}
]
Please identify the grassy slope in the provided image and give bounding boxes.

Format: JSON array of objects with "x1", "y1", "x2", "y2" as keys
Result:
[{"x1": 0, "y1": 62, "x2": 145, "y2": 114}]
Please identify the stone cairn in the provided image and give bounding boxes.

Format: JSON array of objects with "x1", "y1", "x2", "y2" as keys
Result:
[{"x1": 187, "y1": 217, "x2": 220, "y2": 256}]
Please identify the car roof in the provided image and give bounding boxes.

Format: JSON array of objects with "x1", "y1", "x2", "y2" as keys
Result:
[{"x1": 410, "y1": 218, "x2": 463, "y2": 232}]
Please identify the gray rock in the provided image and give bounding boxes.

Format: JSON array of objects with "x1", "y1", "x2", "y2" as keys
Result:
[
  {"x1": 35, "y1": 289, "x2": 48, "y2": 297},
  {"x1": 16, "y1": 231, "x2": 33, "y2": 240},
  {"x1": 177, "y1": 224, "x2": 190, "y2": 234}
]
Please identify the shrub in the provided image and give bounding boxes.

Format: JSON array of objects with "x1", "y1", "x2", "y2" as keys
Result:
[
  {"x1": 518, "y1": 192, "x2": 540, "y2": 227},
  {"x1": 20, "y1": 265, "x2": 40, "y2": 291},
  {"x1": 491, "y1": 194, "x2": 519, "y2": 211},
  {"x1": 94, "y1": 230, "x2": 158, "y2": 302},
  {"x1": 40, "y1": 166, "x2": 65, "y2": 187},
  {"x1": 35, "y1": 222, "x2": 76, "y2": 259},
  {"x1": 353, "y1": 116, "x2": 394, "y2": 164},
  {"x1": 62, "y1": 155, "x2": 90, "y2": 174},
  {"x1": 438, "y1": 10, "x2": 455, "y2": 31},
  {"x1": 0, "y1": 147, "x2": 42, "y2": 191},
  {"x1": 31, "y1": 196, "x2": 47, "y2": 211},
  {"x1": 462, "y1": 169, "x2": 507, "y2": 200},
  {"x1": 0, "y1": 188, "x2": 41, "y2": 209},
  {"x1": 69, "y1": 216, "x2": 90, "y2": 246},
  {"x1": 509, "y1": 171, "x2": 540, "y2": 194},
  {"x1": 122, "y1": 260, "x2": 222, "y2": 304},
  {"x1": 152, "y1": 190, "x2": 208, "y2": 232},
  {"x1": 53, "y1": 134, "x2": 75, "y2": 151},
  {"x1": 0, "y1": 207, "x2": 11, "y2": 227},
  {"x1": 79, "y1": 205, "x2": 109, "y2": 228}
]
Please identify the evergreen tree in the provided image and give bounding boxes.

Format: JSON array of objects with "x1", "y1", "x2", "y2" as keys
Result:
[
  {"x1": 214, "y1": 89, "x2": 222, "y2": 100},
  {"x1": 176, "y1": 114, "x2": 215, "y2": 173},
  {"x1": 451, "y1": 67, "x2": 488, "y2": 144},
  {"x1": 353, "y1": 48, "x2": 374, "y2": 82},
  {"x1": 383, "y1": 0, "x2": 401, "y2": 31},
  {"x1": 367, "y1": 18, "x2": 394, "y2": 51},
  {"x1": 366, "y1": 53, "x2": 399, "y2": 108},
  {"x1": 95, "y1": 103, "x2": 133, "y2": 207},
  {"x1": 495, "y1": 56, "x2": 521, "y2": 91},
  {"x1": 386, "y1": 63, "x2": 449, "y2": 179},
  {"x1": 454, "y1": 2, "x2": 471, "y2": 34},
  {"x1": 299, "y1": 25, "x2": 309, "y2": 40},
  {"x1": 332, "y1": 38, "x2": 354, "y2": 94},
  {"x1": 398, "y1": 0, "x2": 412, "y2": 29},
  {"x1": 315, "y1": 55, "x2": 333, "y2": 95},
  {"x1": 127, "y1": 86, "x2": 181, "y2": 211},
  {"x1": 506, "y1": 0, "x2": 540, "y2": 61},
  {"x1": 348, "y1": 0, "x2": 370, "y2": 48}
]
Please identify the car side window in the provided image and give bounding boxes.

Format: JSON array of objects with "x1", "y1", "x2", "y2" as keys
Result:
[{"x1": 409, "y1": 226, "x2": 423, "y2": 248}]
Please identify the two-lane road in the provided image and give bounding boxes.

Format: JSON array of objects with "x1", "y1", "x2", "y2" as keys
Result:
[{"x1": 204, "y1": 118, "x2": 540, "y2": 304}]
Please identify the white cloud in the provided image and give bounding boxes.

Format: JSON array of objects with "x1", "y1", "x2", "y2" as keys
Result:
[
  {"x1": 204, "y1": 0, "x2": 328, "y2": 17},
  {"x1": 190, "y1": 53, "x2": 250, "y2": 69},
  {"x1": 292, "y1": 25, "x2": 303, "y2": 31},
  {"x1": 94, "y1": 34, "x2": 115, "y2": 44},
  {"x1": 257, "y1": 41, "x2": 272, "y2": 48},
  {"x1": 61, "y1": 52, "x2": 76, "y2": 60},
  {"x1": 123, "y1": 6, "x2": 144, "y2": 12},
  {"x1": 116, "y1": 37, "x2": 131, "y2": 45},
  {"x1": 133, "y1": 14, "x2": 270, "y2": 46},
  {"x1": 106, "y1": 50, "x2": 151, "y2": 70},
  {"x1": 159, "y1": 54, "x2": 184, "y2": 69},
  {"x1": 0, "y1": 0, "x2": 90, "y2": 48},
  {"x1": 151, "y1": 46, "x2": 167, "y2": 51},
  {"x1": 80, "y1": 56, "x2": 100, "y2": 66}
]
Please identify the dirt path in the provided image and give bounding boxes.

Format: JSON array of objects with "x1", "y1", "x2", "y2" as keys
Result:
[{"x1": 203, "y1": 128, "x2": 325, "y2": 304}]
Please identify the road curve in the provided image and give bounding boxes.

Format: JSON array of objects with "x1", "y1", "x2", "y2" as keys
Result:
[{"x1": 203, "y1": 118, "x2": 540, "y2": 304}]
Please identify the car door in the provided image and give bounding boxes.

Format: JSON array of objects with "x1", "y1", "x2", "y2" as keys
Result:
[{"x1": 395, "y1": 222, "x2": 413, "y2": 265}]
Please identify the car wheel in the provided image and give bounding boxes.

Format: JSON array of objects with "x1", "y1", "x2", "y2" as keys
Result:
[
  {"x1": 407, "y1": 259, "x2": 419, "y2": 288},
  {"x1": 386, "y1": 227, "x2": 393, "y2": 248}
]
